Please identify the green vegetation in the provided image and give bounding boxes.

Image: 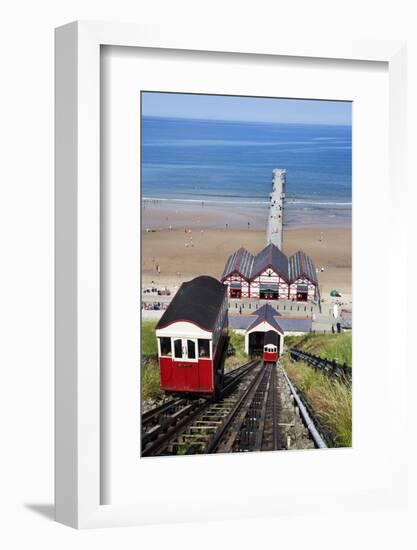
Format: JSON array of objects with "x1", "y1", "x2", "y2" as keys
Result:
[
  {"x1": 141, "y1": 320, "x2": 162, "y2": 402},
  {"x1": 141, "y1": 357, "x2": 162, "y2": 402},
  {"x1": 141, "y1": 320, "x2": 158, "y2": 356},
  {"x1": 282, "y1": 354, "x2": 352, "y2": 447},
  {"x1": 285, "y1": 332, "x2": 352, "y2": 366},
  {"x1": 224, "y1": 330, "x2": 248, "y2": 372}
]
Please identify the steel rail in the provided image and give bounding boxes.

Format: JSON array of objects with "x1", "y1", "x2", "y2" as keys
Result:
[
  {"x1": 141, "y1": 361, "x2": 256, "y2": 438},
  {"x1": 142, "y1": 397, "x2": 185, "y2": 425},
  {"x1": 141, "y1": 360, "x2": 260, "y2": 456},
  {"x1": 280, "y1": 365, "x2": 327, "y2": 449},
  {"x1": 205, "y1": 363, "x2": 268, "y2": 453}
]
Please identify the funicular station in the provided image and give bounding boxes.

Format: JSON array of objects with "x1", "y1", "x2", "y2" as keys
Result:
[{"x1": 244, "y1": 304, "x2": 284, "y2": 359}]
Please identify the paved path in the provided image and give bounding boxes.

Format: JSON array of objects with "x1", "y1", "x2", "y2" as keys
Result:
[{"x1": 266, "y1": 168, "x2": 286, "y2": 249}]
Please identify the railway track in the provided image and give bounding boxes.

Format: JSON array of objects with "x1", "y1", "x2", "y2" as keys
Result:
[
  {"x1": 142, "y1": 359, "x2": 320, "y2": 456},
  {"x1": 141, "y1": 360, "x2": 260, "y2": 456},
  {"x1": 213, "y1": 362, "x2": 277, "y2": 453}
]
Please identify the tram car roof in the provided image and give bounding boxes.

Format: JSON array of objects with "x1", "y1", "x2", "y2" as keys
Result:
[{"x1": 156, "y1": 276, "x2": 227, "y2": 331}]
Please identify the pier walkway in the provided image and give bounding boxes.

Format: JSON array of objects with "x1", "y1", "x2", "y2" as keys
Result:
[{"x1": 266, "y1": 168, "x2": 286, "y2": 249}]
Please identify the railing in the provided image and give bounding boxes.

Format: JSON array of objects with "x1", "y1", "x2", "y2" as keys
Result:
[{"x1": 289, "y1": 348, "x2": 351, "y2": 381}]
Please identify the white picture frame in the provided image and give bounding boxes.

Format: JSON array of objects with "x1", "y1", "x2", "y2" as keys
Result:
[{"x1": 55, "y1": 21, "x2": 407, "y2": 529}]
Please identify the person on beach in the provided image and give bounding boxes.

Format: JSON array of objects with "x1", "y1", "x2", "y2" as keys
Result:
[
  {"x1": 226, "y1": 223, "x2": 228, "y2": 230},
  {"x1": 156, "y1": 264, "x2": 160, "y2": 275},
  {"x1": 247, "y1": 221, "x2": 250, "y2": 231}
]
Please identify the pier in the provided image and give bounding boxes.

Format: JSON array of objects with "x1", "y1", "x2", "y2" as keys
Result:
[{"x1": 266, "y1": 168, "x2": 286, "y2": 250}]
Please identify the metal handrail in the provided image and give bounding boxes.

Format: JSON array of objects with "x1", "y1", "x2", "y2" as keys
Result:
[{"x1": 289, "y1": 348, "x2": 351, "y2": 381}]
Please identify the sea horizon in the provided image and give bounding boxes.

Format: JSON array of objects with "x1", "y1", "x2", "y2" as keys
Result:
[{"x1": 141, "y1": 115, "x2": 352, "y2": 228}]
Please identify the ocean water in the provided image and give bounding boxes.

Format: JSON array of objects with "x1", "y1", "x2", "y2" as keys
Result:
[{"x1": 141, "y1": 116, "x2": 352, "y2": 227}]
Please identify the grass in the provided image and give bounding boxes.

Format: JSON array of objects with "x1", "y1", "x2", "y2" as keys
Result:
[
  {"x1": 141, "y1": 320, "x2": 158, "y2": 356},
  {"x1": 224, "y1": 330, "x2": 248, "y2": 372},
  {"x1": 282, "y1": 354, "x2": 352, "y2": 447},
  {"x1": 141, "y1": 356, "x2": 162, "y2": 402},
  {"x1": 141, "y1": 320, "x2": 162, "y2": 402},
  {"x1": 285, "y1": 332, "x2": 352, "y2": 366}
]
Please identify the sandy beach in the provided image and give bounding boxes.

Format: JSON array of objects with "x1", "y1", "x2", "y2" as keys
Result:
[
  {"x1": 142, "y1": 208, "x2": 351, "y2": 298},
  {"x1": 142, "y1": 199, "x2": 351, "y2": 232}
]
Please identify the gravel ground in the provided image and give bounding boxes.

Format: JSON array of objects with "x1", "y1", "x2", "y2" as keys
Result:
[{"x1": 275, "y1": 364, "x2": 316, "y2": 450}]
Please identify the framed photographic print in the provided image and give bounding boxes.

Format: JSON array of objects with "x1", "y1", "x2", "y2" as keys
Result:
[
  {"x1": 55, "y1": 21, "x2": 407, "y2": 528},
  {"x1": 139, "y1": 91, "x2": 351, "y2": 457}
]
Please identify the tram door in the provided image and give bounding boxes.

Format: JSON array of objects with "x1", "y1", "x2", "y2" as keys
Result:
[{"x1": 172, "y1": 338, "x2": 199, "y2": 389}]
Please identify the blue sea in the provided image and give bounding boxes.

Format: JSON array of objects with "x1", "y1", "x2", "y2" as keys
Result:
[{"x1": 141, "y1": 116, "x2": 352, "y2": 227}]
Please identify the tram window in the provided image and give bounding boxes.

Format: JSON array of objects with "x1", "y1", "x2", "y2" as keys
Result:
[
  {"x1": 187, "y1": 340, "x2": 196, "y2": 359},
  {"x1": 159, "y1": 337, "x2": 171, "y2": 356},
  {"x1": 198, "y1": 339, "x2": 210, "y2": 358},
  {"x1": 173, "y1": 339, "x2": 183, "y2": 359}
]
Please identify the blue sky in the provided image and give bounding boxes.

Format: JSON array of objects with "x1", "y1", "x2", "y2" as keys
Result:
[{"x1": 141, "y1": 92, "x2": 351, "y2": 126}]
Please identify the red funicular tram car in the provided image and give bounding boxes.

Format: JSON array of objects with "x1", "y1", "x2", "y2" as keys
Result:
[
  {"x1": 263, "y1": 343, "x2": 278, "y2": 364},
  {"x1": 155, "y1": 276, "x2": 228, "y2": 396},
  {"x1": 262, "y1": 331, "x2": 279, "y2": 364}
]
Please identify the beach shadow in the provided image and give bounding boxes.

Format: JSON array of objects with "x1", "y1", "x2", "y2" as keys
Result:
[{"x1": 25, "y1": 503, "x2": 55, "y2": 521}]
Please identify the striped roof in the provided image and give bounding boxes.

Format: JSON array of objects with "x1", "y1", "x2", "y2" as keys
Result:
[
  {"x1": 221, "y1": 247, "x2": 254, "y2": 279},
  {"x1": 289, "y1": 251, "x2": 318, "y2": 284},
  {"x1": 222, "y1": 243, "x2": 317, "y2": 284},
  {"x1": 252, "y1": 244, "x2": 289, "y2": 280}
]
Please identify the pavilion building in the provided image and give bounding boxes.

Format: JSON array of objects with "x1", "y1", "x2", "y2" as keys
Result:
[{"x1": 221, "y1": 243, "x2": 319, "y2": 302}]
